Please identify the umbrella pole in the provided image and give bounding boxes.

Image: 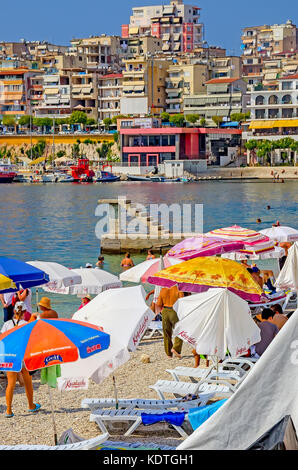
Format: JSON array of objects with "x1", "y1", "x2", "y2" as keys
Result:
[
  {"x1": 36, "y1": 288, "x2": 39, "y2": 313},
  {"x1": 47, "y1": 384, "x2": 58, "y2": 445},
  {"x1": 113, "y1": 375, "x2": 119, "y2": 410}
]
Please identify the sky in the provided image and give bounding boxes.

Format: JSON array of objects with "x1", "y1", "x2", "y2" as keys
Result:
[{"x1": 0, "y1": 0, "x2": 297, "y2": 55}]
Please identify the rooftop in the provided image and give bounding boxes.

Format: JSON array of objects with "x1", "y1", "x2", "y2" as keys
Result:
[{"x1": 205, "y1": 77, "x2": 240, "y2": 84}]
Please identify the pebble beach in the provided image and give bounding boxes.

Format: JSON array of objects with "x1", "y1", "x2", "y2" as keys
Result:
[{"x1": 0, "y1": 338, "x2": 199, "y2": 447}]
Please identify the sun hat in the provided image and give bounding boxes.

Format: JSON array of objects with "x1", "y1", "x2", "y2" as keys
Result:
[
  {"x1": 85, "y1": 263, "x2": 93, "y2": 268},
  {"x1": 38, "y1": 297, "x2": 51, "y2": 309},
  {"x1": 83, "y1": 294, "x2": 92, "y2": 301},
  {"x1": 14, "y1": 301, "x2": 26, "y2": 313}
]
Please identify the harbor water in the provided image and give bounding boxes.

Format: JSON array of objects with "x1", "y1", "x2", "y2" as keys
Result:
[{"x1": 0, "y1": 180, "x2": 297, "y2": 319}]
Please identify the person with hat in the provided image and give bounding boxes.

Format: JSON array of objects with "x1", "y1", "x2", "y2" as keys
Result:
[
  {"x1": 1, "y1": 302, "x2": 41, "y2": 418},
  {"x1": 34, "y1": 297, "x2": 58, "y2": 320},
  {"x1": 79, "y1": 295, "x2": 92, "y2": 310}
]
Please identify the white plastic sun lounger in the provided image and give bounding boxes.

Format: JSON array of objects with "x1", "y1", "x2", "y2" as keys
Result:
[
  {"x1": 0, "y1": 433, "x2": 109, "y2": 451},
  {"x1": 90, "y1": 409, "x2": 192, "y2": 438},
  {"x1": 149, "y1": 379, "x2": 235, "y2": 400},
  {"x1": 143, "y1": 321, "x2": 163, "y2": 339},
  {"x1": 166, "y1": 357, "x2": 255, "y2": 384},
  {"x1": 81, "y1": 393, "x2": 214, "y2": 412}
]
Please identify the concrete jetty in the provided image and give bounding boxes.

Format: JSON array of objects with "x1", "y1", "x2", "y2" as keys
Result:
[{"x1": 98, "y1": 198, "x2": 192, "y2": 254}]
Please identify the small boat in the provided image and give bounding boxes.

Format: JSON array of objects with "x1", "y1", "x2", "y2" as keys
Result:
[
  {"x1": 42, "y1": 173, "x2": 59, "y2": 183},
  {"x1": 96, "y1": 171, "x2": 120, "y2": 183},
  {"x1": 0, "y1": 161, "x2": 17, "y2": 183},
  {"x1": 150, "y1": 176, "x2": 191, "y2": 183},
  {"x1": 57, "y1": 174, "x2": 75, "y2": 183},
  {"x1": 127, "y1": 174, "x2": 152, "y2": 182}
]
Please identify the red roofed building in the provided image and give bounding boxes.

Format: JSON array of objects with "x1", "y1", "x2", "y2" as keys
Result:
[{"x1": 184, "y1": 78, "x2": 249, "y2": 125}]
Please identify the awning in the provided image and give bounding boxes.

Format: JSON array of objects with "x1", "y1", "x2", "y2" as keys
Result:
[
  {"x1": 162, "y1": 34, "x2": 170, "y2": 41},
  {"x1": 44, "y1": 76, "x2": 59, "y2": 82},
  {"x1": 28, "y1": 156, "x2": 46, "y2": 165},
  {"x1": 129, "y1": 27, "x2": 139, "y2": 35},
  {"x1": 44, "y1": 88, "x2": 59, "y2": 95},
  {"x1": 72, "y1": 88, "x2": 82, "y2": 94},
  {"x1": 174, "y1": 44, "x2": 181, "y2": 51},
  {"x1": 173, "y1": 33, "x2": 181, "y2": 41},
  {"x1": 249, "y1": 119, "x2": 298, "y2": 129},
  {"x1": 134, "y1": 86, "x2": 144, "y2": 92},
  {"x1": 163, "y1": 5, "x2": 174, "y2": 14},
  {"x1": 173, "y1": 18, "x2": 181, "y2": 23},
  {"x1": 264, "y1": 73, "x2": 278, "y2": 80},
  {"x1": 220, "y1": 121, "x2": 239, "y2": 128},
  {"x1": 162, "y1": 44, "x2": 170, "y2": 51},
  {"x1": 82, "y1": 87, "x2": 92, "y2": 94},
  {"x1": 160, "y1": 18, "x2": 170, "y2": 23}
]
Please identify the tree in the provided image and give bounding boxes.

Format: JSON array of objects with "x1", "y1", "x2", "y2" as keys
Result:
[
  {"x1": 25, "y1": 140, "x2": 46, "y2": 160},
  {"x1": 86, "y1": 118, "x2": 97, "y2": 127},
  {"x1": 212, "y1": 116, "x2": 223, "y2": 128},
  {"x1": 161, "y1": 112, "x2": 170, "y2": 123},
  {"x1": 169, "y1": 114, "x2": 185, "y2": 127},
  {"x1": 18, "y1": 115, "x2": 32, "y2": 127},
  {"x1": 56, "y1": 150, "x2": 66, "y2": 159},
  {"x1": 96, "y1": 142, "x2": 113, "y2": 160},
  {"x1": 111, "y1": 115, "x2": 128, "y2": 125},
  {"x1": 185, "y1": 114, "x2": 200, "y2": 125},
  {"x1": 200, "y1": 118, "x2": 207, "y2": 127},
  {"x1": 103, "y1": 118, "x2": 112, "y2": 130},
  {"x1": 72, "y1": 143, "x2": 81, "y2": 159},
  {"x1": 2, "y1": 116, "x2": 16, "y2": 128},
  {"x1": 69, "y1": 111, "x2": 87, "y2": 125}
]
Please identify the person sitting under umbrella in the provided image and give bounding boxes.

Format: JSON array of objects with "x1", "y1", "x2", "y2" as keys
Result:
[
  {"x1": 79, "y1": 295, "x2": 92, "y2": 310},
  {"x1": 1, "y1": 302, "x2": 41, "y2": 418},
  {"x1": 31, "y1": 297, "x2": 58, "y2": 320}
]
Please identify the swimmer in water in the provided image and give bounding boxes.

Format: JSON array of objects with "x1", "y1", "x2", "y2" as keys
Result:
[
  {"x1": 256, "y1": 218, "x2": 262, "y2": 223},
  {"x1": 267, "y1": 205, "x2": 271, "y2": 210}
]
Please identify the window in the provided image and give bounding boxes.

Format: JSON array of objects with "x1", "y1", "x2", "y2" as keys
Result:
[
  {"x1": 268, "y1": 95, "x2": 278, "y2": 105},
  {"x1": 255, "y1": 95, "x2": 265, "y2": 105}
]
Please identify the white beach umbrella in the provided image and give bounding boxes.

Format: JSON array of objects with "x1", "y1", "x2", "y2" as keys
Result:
[
  {"x1": 178, "y1": 307, "x2": 298, "y2": 450},
  {"x1": 260, "y1": 226, "x2": 298, "y2": 243},
  {"x1": 28, "y1": 261, "x2": 82, "y2": 291},
  {"x1": 60, "y1": 286, "x2": 154, "y2": 384},
  {"x1": 58, "y1": 268, "x2": 122, "y2": 295},
  {"x1": 119, "y1": 256, "x2": 182, "y2": 284},
  {"x1": 221, "y1": 246, "x2": 285, "y2": 261},
  {"x1": 173, "y1": 288, "x2": 261, "y2": 361},
  {"x1": 275, "y1": 242, "x2": 298, "y2": 291}
]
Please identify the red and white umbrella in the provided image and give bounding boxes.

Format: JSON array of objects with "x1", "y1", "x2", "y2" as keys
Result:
[
  {"x1": 206, "y1": 225, "x2": 275, "y2": 256},
  {"x1": 167, "y1": 235, "x2": 245, "y2": 261}
]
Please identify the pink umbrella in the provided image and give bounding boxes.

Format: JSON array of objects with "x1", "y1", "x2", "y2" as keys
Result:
[
  {"x1": 119, "y1": 256, "x2": 182, "y2": 284},
  {"x1": 206, "y1": 225, "x2": 275, "y2": 256},
  {"x1": 167, "y1": 235, "x2": 245, "y2": 261}
]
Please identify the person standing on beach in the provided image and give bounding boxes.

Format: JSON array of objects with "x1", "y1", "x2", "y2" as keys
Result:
[
  {"x1": 156, "y1": 286, "x2": 184, "y2": 359},
  {"x1": 0, "y1": 292, "x2": 14, "y2": 322},
  {"x1": 12, "y1": 288, "x2": 32, "y2": 322},
  {"x1": 1, "y1": 302, "x2": 41, "y2": 418}
]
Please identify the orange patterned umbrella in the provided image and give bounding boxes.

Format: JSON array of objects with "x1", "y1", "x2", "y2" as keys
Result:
[{"x1": 147, "y1": 257, "x2": 263, "y2": 302}]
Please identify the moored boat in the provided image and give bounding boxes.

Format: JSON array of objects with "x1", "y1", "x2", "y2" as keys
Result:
[
  {"x1": 126, "y1": 174, "x2": 152, "y2": 182},
  {"x1": 96, "y1": 171, "x2": 121, "y2": 183}
]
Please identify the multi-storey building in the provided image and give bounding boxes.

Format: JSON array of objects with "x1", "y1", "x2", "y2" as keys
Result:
[
  {"x1": 165, "y1": 62, "x2": 208, "y2": 113},
  {"x1": 36, "y1": 72, "x2": 72, "y2": 119},
  {"x1": 120, "y1": 56, "x2": 171, "y2": 116},
  {"x1": 98, "y1": 73, "x2": 123, "y2": 121},
  {"x1": 249, "y1": 75, "x2": 298, "y2": 121},
  {"x1": 70, "y1": 35, "x2": 121, "y2": 72},
  {"x1": 241, "y1": 21, "x2": 298, "y2": 89},
  {"x1": 122, "y1": 0, "x2": 203, "y2": 54},
  {"x1": 210, "y1": 56, "x2": 242, "y2": 80},
  {"x1": 70, "y1": 70, "x2": 99, "y2": 120},
  {"x1": 120, "y1": 36, "x2": 163, "y2": 60},
  {"x1": 0, "y1": 66, "x2": 38, "y2": 117},
  {"x1": 184, "y1": 78, "x2": 249, "y2": 124}
]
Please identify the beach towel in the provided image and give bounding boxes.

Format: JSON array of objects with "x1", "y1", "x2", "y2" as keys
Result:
[
  {"x1": 188, "y1": 400, "x2": 227, "y2": 431},
  {"x1": 141, "y1": 411, "x2": 186, "y2": 427},
  {"x1": 40, "y1": 365, "x2": 62, "y2": 388}
]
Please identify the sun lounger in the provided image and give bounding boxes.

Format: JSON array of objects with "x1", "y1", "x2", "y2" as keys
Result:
[
  {"x1": 81, "y1": 393, "x2": 214, "y2": 412},
  {"x1": 0, "y1": 433, "x2": 109, "y2": 451},
  {"x1": 166, "y1": 357, "x2": 255, "y2": 384},
  {"x1": 149, "y1": 379, "x2": 235, "y2": 400},
  {"x1": 249, "y1": 291, "x2": 290, "y2": 315},
  {"x1": 143, "y1": 321, "x2": 163, "y2": 339},
  {"x1": 90, "y1": 408, "x2": 191, "y2": 438}
]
